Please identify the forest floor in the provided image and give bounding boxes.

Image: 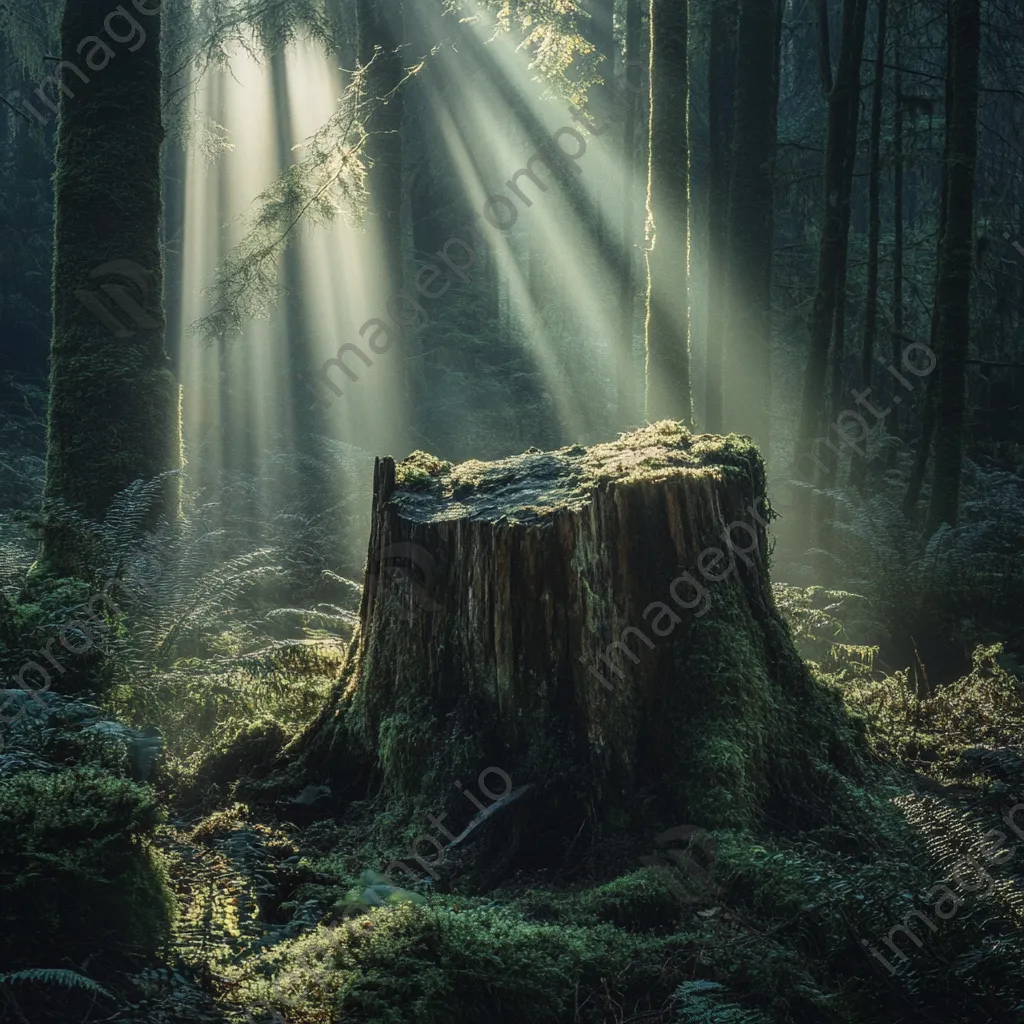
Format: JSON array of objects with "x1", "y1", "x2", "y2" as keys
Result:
[{"x1": 3, "y1": 391, "x2": 1024, "y2": 1024}]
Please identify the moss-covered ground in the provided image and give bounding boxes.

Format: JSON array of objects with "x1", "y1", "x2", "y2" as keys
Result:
[
  {"x1": 5, "y1": 571, "x2": 1024, "y2": 1023},
  {"x1": 4, "y1": 434, "x2": 1024, "y2": 1023}
]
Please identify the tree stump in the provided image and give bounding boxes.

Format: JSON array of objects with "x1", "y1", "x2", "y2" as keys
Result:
[{"x1": 291, "y1": 422, "x2": 866, "y2": 871}]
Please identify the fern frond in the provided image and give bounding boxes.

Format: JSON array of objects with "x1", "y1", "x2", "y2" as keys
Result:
[
  {"x1": 0, "y1": 968, "x2": 112, "y2": 999},
  {"x1": 673, "y1": 980, "x2": 770, "y2": 1023}
]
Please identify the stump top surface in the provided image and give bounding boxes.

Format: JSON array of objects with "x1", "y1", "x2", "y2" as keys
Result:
[{"x1": 391, "y1": 422, "x2": 760, "y2": 524}]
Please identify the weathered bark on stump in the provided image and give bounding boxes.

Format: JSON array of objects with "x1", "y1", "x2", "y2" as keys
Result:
[{"x1": 292, "y1": 425, "x2": 866, "y2": 871}]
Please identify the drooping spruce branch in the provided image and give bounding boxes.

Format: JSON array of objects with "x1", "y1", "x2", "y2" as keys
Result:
[{"x1": 191, "y1": 59, "x2": 375, "y2": 342}]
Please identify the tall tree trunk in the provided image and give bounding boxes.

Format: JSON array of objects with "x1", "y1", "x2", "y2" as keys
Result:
[
  {"x1": 617, "y1": 0, "x2": 642, "y2": 428},
  {"x1": 797, "y1": 0, "x2": 868, "y2": 453},
  {"x1": 704, "y1": 0, "x2": 737, "y2": 435},
  {"x1": 815, "y1": 0, "x2": 834, "y2": 95},
  {"x1": 888, "y1": 29, "x2": 904, "y2": 461},
  {"x1": 817, "y1": 68, "x2": 861, "y2": 539},
  {"x1": 925, "y1": 0, "x2": 981, "y2": 532},
  {"x1": 644, "y1": 0, "x2": 691, "y2": 425},
  {"x1": 903, "y1": 0, "x2": 954, "y2": 516},
  {"x1": 162, "y1": 142, "x2": 186, "y2": 378},
  {"x1": 816, "y1": 0, "x2": 868, "y2": 545},
  {"x1": 43, "y1": 0, "x2": 180, "y2": 573},
  {"x1": 723, "y1": 0, "x2": 781, "y2": 453},
  {"x1": 850, "y1": 0, "x2": 887, "y2": 489}
]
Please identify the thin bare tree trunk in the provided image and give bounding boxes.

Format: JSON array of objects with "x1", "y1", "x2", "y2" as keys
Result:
[
  {"x1": 724, "y1": 0, "x2": 782, "y2": 453},
  {"x1": 797, "y1": 0, "x2": 869, "y2": 454},
  {"x1": 851, "y1": 0, "x2": 888, "y2": 489},
  {"x1": 888, "y1": 28, "x2": 904, "y2": 463},
  {"x1": 925, "y1": 0, "x2": 981, "y2": 532},
  {"x1": 644, "y1": 0, "x2": 691, "y2": 424},
  {"x1": 903, "y1": 0, "x2": 954, "y2": 516},
  {"x1": 617, "y1": 0, "x2": 642, "y2": 427},
  {"x1": 704, "y1": 0, "x2": 737, "y2": 435}
]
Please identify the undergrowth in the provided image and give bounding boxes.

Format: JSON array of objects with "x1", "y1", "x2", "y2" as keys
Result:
[{"x1": 4, "y1": 393, "x2": 1024, "y2": 1022}]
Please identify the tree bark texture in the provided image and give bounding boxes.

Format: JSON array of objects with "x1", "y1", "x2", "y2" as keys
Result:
[
  {"x1": 288, "y1": 425, "x2": 868, "y2": 879},
  {"x1": 44, "y1": 0, "x2": 180, "y2": 571}
]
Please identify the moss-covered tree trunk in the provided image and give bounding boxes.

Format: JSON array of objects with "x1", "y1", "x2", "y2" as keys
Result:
[
  {"x1": 724, "y1": 0, "x2": 781, "y2": 452},
  {"x1": 288, "y1": 426, "x2": 866, "y2": 881},
  {"x1": 644, "y1": 0, "x2": 691, "y2": 424},
  {"x1": 44, "y1": 0, "x2": 180, "y2": 572},
  {"x1": 925, "y1": 0, "x2": 981, "y2": 533}
]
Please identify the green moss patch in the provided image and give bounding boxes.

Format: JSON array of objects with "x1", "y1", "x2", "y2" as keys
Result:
[
  {"x1": 390, "y1": 421, "x2": 760, "y2": 525},
  {"x1": 0, "y1": 767, "x2": 173, "y2": 968}
]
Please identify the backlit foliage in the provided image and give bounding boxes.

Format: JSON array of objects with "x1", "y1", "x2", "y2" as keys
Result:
[{"x1": 193, "y1": 62, "x2": 373, "y2": 342}]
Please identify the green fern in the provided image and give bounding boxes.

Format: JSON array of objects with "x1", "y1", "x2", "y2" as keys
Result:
[
  {"x1": 673, "y1": 980, "x2": 771, "y2": 1023},
  {"x1": 0, "y1": 968, "x2": 113, "y2": 1000},
  {"x1": 791, "y1": 461, "x2": 1024, "y2": 663}
]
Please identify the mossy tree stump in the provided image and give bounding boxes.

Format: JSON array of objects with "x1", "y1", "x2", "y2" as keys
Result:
[{"x1": 296, "y1": 423, "x2": 865, "y2": 870}]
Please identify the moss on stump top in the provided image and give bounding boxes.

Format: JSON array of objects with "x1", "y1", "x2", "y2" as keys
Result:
[{"x1": 392, "y1": 422, "x2": 763, "y2": 525}]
